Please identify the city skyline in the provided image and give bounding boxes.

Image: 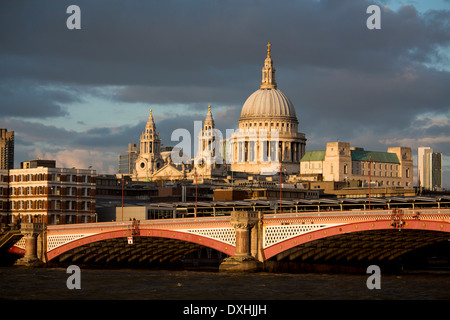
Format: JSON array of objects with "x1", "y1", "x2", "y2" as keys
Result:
[{"x1": 1, "y1": 0, "x2": 449, "y2": 188}]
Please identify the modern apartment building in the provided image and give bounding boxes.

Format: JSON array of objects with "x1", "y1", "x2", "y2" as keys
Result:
[
  {"x1": 429, "y1": 152, "x2": 443, "y2": 190},
  {"x1": 0, "y1": 169, "x2": 8, "y2": 221},
  {"x1": 6, "y1": 163, "x2": 96, "y2": 224},
  {"x1": 118, "y1": 143, "x2": 139, "y2": 175},
  {"x1": 0, "y1": 129, "x2": 14, "y2": 170},
  {"x1": 418, "y1": 147, "x2": 443, "y2": 190}
]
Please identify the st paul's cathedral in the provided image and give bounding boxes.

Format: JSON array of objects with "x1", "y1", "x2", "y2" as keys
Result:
[{"x1": 133, "y1": 43, "x2": 307, "y2": 183}]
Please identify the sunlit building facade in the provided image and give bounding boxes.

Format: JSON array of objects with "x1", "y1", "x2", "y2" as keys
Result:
[
  {"x1": 418, "y1": 147, "x2": 443, "y2": 190},
  {"x1": 7, "y1": 165, "x2": 96, "y2": 224},
  {"x1": 300, "y1": 142, "x2": 413, "y2": 188}
]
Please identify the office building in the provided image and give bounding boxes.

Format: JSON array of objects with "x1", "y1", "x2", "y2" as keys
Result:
[
  {"x1": 119, "y1": 143, "x2": 139, "y2": 175},
  {"x1": 7, "y1": 163, "x2": 96, "y2": 224},
  {"x1": 0, "y1": 129, "x2": 14, "y2": 170},
  {"x1": 300, "y1": 142, "x2": 414, "y2": 188},
  {"x1": 418, "y1": 147, "x2": 443, "y2": 190},
  {"x1": 430, "y1": 152, "x2": 443, "y2": 190}
]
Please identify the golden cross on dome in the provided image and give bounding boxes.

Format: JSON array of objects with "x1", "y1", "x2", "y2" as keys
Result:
[
  {"x1": 208, "y1": 105, "x2": 211, "y2": 113},
  {"x1": 267, "y1": 42, "x2": 272, "y2": 58}
]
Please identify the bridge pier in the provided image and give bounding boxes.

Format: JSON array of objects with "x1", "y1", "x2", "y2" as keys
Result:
[
  {"x1": 15, "y1": 223, "x2": 46, "y2": 267},
  {"x1": 219, "y1": 211, "x2": 263, "y2": 272}
]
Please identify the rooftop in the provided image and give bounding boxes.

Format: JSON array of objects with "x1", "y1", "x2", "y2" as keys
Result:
[
  {"x1": 350, "y1": 150, "x2": 400, "y2": 164},
  {"x1": 301, "y1": 150, "x2": 400, "y2": 164}
]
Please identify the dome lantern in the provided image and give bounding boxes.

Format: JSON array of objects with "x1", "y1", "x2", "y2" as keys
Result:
[
  {"x1": 239, "y1": 43, "x2": 297, "y2": 124},
  {"x1": 260, "y1": 42, "x2": 277, "y2": 90}
]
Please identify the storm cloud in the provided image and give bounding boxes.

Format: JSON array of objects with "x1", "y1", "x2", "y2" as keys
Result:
[{"x1": 0, "y1": 0, "x2": 449, "y2": 186}]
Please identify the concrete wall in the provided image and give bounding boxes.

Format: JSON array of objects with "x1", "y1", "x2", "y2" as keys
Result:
[{"x1": 116, "y1": 206, "x2": 148, "y2": 221}]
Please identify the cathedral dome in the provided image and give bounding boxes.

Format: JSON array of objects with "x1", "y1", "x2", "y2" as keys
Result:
[
  {"x1": 238, "y1": 42, "x2": 298, "y2": 124},
  {"x1": 239, "y1": 88, "x2": 297, "y2": 121},
  {"x1": 229, "y1": 43, "x2": 307, "y2": 175}
]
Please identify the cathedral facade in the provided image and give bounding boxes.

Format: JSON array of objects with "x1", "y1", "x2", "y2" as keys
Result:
[{"x1": 132, "y1": 43, "x2": 306, "y2": 182}]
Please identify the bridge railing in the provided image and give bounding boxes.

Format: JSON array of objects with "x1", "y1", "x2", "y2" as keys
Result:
[
  {"x1": 263, "y1": 208, "x2": 450, "y2": 218},
  {"x1": 46, "y1": 215, "x2": 231, "y2": 232},
  {"x1": 46, "y1": 208, "x2": 450, "y2": 232}
]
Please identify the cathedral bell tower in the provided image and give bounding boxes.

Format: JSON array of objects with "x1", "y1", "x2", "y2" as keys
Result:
[
  {"x1": 195, "y1": 105, "x2": 224, "y2": 177},
  {"x1": 135, "y1": 109, "x2": 164, "y2": 181},
  {"x1": 201, "y1": 104, "x2": 215, "y2": 159}
]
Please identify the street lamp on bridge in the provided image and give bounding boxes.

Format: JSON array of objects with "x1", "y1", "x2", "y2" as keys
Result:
[
  {"x1": 191, "y1": 169, "x2": 202, "y2": 218},
  {"x1": 279, "y1": 164, "x2": 286, "y2": 214},
  {"x1": 117, "y1": 177, "x2": 128, "y2": 221},
  {"x1": 365, "y1": 157, "x2": 373, "y2": 210}
]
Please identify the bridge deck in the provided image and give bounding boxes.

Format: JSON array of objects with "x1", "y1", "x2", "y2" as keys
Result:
[{"x1": 10, "y1": 208, "x2": 450, "y2": 267}]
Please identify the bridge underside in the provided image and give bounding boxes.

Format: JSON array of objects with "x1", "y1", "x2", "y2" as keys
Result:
[
  {"x1": 270, "y1": 229, "x2": 450, "y2": 269},
  {"x1": 50, "y1": 236, "x2": 228, "y2": 268}
]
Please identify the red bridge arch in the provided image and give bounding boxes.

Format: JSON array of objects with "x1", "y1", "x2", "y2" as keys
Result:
[
  {"x1": 263, "y1": 219, "x2": 450, "y2": 260},
  {"x1": 46, "y1": 228, "x2": 235, "y2": 262}
]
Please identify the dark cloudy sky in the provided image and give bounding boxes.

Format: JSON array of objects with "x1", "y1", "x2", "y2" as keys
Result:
[{"x1": 1, "y1": 0, "x2": 449, "y2": 187}]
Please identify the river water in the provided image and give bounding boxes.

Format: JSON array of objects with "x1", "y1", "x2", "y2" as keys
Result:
[{"x1": 1, "y1": 267, "x2": 450, "y2": 300}]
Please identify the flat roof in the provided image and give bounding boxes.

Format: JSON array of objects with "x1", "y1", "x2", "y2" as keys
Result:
[
  {"x1": 143, "y1": 195, "x2": 449, "y2": 210},
  {"x1": 300, "y1": 150, "x2": 401, "y2": 164}
]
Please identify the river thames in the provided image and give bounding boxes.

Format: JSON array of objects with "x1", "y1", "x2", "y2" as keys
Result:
[{"x1": 1, "y1": 267, "x2": 450, "y2": 300}]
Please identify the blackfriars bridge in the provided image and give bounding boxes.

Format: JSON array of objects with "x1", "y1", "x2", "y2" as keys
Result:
[{"x1": 8, "y1": 208, "x2": 450, "y2": 271}]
